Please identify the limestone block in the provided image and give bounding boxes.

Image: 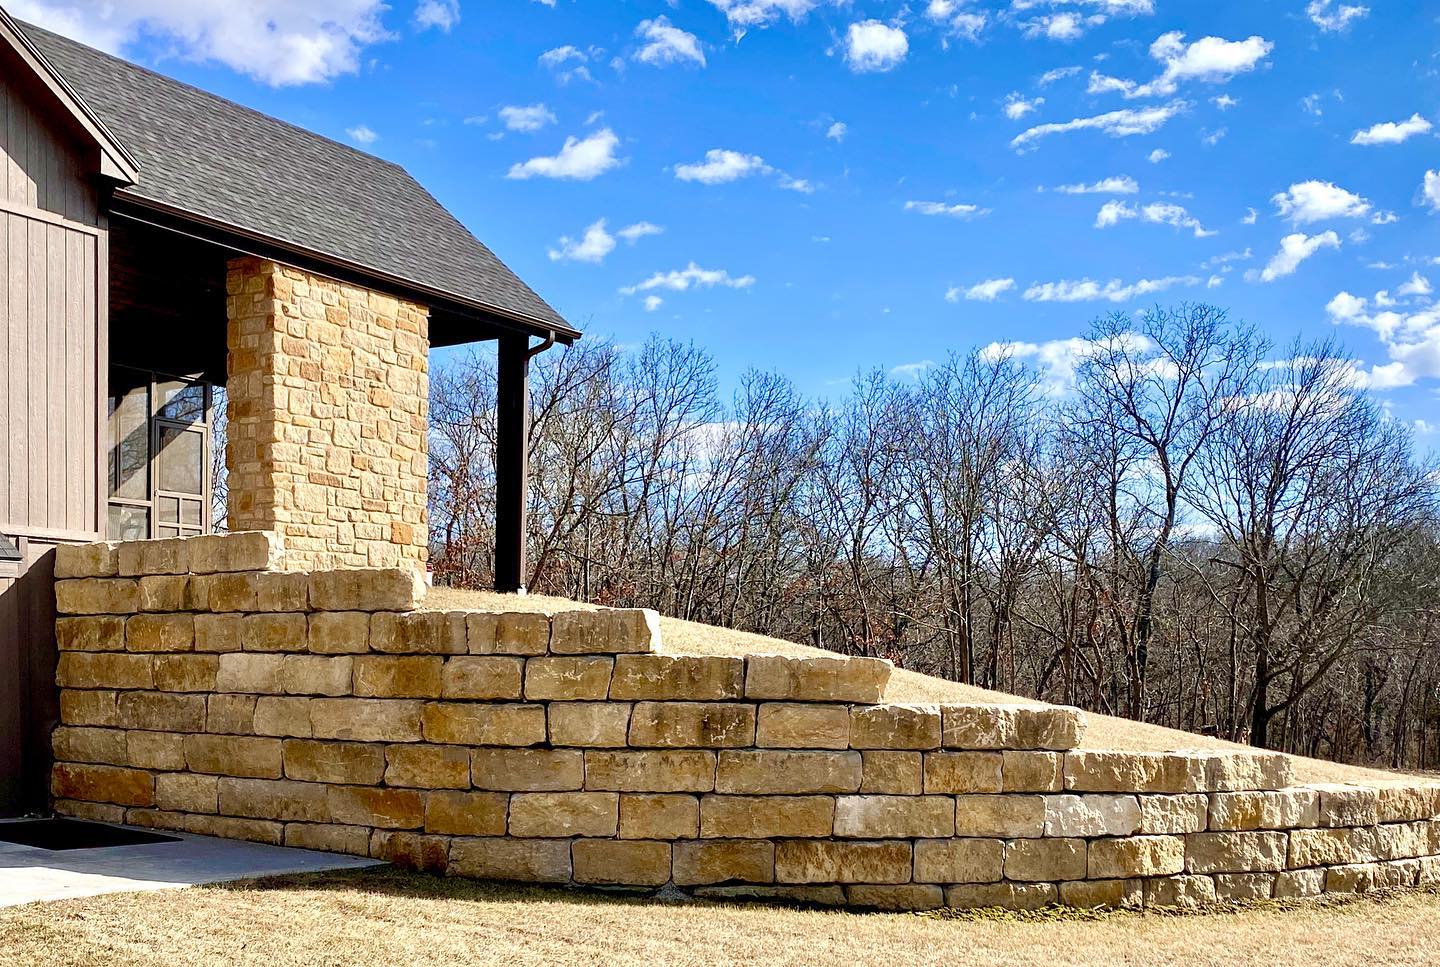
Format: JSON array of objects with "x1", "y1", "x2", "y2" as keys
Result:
[
  {"x1": 1314, "y1": 784, "x2": 1380, "y2": 827},
  {"x1": 125, "y1": 614, "x2": 194, "y2": 652},
  {"x1": 194, "y1": 614, "x2": 245, "y2": 653},
  {"x1": 326, "y1": 785, "x2": 424, "y2": 829},
  {"x1": 218, "y1": 777, "x2": 329, "y2": 822},
  {"x1": 833, "y1": 795, "x2": 954, "y2": 838},
  {"x1": 52, "y1": 763, "x2": 153, "y2": 806},
  {"x1": 1063, "y1": 751, "x2": 1206, "y2": 794},
  {"x1": 1089, "y1": 835, "x2": 1185, "y2": 878},
  {"x1": 281, "y1": 655, "x2": 353, "y2": 696},
  {"x1": 1004, "y1": 838, "x2": 1086, "y2": 882},
  {"x1": 954, "y1": 795, "x2": 1046, "y2": 838},
  {"x1": 420, "y1": 703, "x2": 545, "y2": 746},
  {"x1": 52, "y1": 727, "x2": 127, "y2": 767},
  {"x1": 467, "y1": 612, "x2": 550, "y2": 656},
  {"x1": 186, "y1": 532, "x2": 282, "y2": 574},
  {"x1": 471, "y1": 748, "x2": 583, "y2": 791},
  {"x1": 744, "y1": 655, "x2": 889, "y2": 703},
  {"x1": 715, "y1": 750, "x2": 861, "y2": 795},
  {"x1": 200, "y1": 572, "x2": 308, "y2": 613},
  {"x1": 282, "y1": 739, "x2": 385, "y2": 784},
  {"x1": 1187, "y1": 831, "x2": 1288, "y2": 874},
  {"x1": 308, "y1": 612, "x2": 371, "y2": 654},
  {"x1": 572, "y1": 839, "x2": 671, "y2": 886},
  {"x1": 60, "y1": 689, "x2": 123, "y2": 728},
  {"x1": 1373, "y1": 821, "x2": 1436, "y2": 861},
  {"x1": 673, "y1": 840, "x2": 775, "y2": 886},
  {"x1": 216, "y1": 653, "x2": 287, "y2": 694},
  {"x1": 449, "y1": 837, "x2": 571, "y2": 883},
  {"x1": 252, "y1": 697, "x2": 314, "y2": 738},
  {"x1": 628, "y1": 702, "x2": 756, "y2": 749},
  {"x1": 550, "y1": 608, "x2": 659, "y2": 655},
  {"x1": 1044, "y1": 794, "x2": 1142, "y2": 837},
  {"x1": 311, "y1": 698, "x2": 423, "y2": 742},
  {"x1": 942, "y1": 705, "x2": 1086, "y2": 752},
  {"x1": 440, "y1": 656, "x2": 524, "y2": 700},
  {"x1": 1200, "y1": 751, "x2": 1293, "y2": 792},
  {"x1": 56, "y1": 578, "x2": 139, "y2": 615},
  {"x1": 1417, "y1": 856, "x2": 1440, "y2": 887},
  {"x1": 610, "y1": 654, "x2": 744, "y2": 701},
  {"x1": 774, "y1": 840, "x2": 912, "y2": 884},
  {"x1": 310, "y1": 569, "x2": 424, "y2": 612},
  {"x1": 1060, "y1": 879, "x2": 1143, "y2": 909},
  {"x1": 1002, "y1": 752, "x2": 1063, "y2": 793},
  {"x1": 384, "y1": 745, "x2": 471, "y2": 788},
  {"x1": 1143, "y1": 874, "x2": 1217, "y2": 909},
  {"x1": 944, "y1": 882, "x2": 1057, "y2": 910},
  {"x1": 585, "y1": 750, "x2": 717, "y2": 792},
  {"x1": 1209, "y1": 789, "x2": 1319, "y2": 831},
  {"x1": 1213, "y1": 872, "x2": 1276, "y2": 902},
  {"x1": 353, "y1": 656, "x2": 442, "y2": 697},
  {"x1": 117, "y1": 537, "x2": 190, "y2": 576},
  {"x1": 850, "y1": 705, "x2": 941, "y2": 751},
  {"x1": 118, "y1": 691, "x2": 205, "y2": 732},
  {"x1": 206, "y1": 694, "x2": 257, "y2": 735},
  {"x1": 912, "y1": 838, "x2": 1003, "y2": 883},
  {"x1": 1140, "y1": 794, "x2": 1209, "y2": 834},
  {"x1": 1375, "y1": 784, "x2": 1440, "y2": 823},
  {"x1": 549, "y1": 702, "x2": 631, "y2": 747},
  {"x1": 1289, "y1": 826, "x2": 1380, "y2": 867},
  {"x1": 54, "y1": 542, "x2": 119, "y2": 579},
  {"x1": 846, "y1": 885, "x2": 945, "y2": 911},
  {"x1": 155, "y1": 773, "x2": 219, "y2": 814},
  {"x1": 423, "y1": 791, "x2": 508, "y2": 836},
  {"x1": 924, "y1": 752, "x2": 1002, "y2": 794},
  {"x1": 756, "y1": 703, "x2": 850, "y2": 750},
  {"x1": 1274, "y1": 868, "x2": 1326, "y2": 898},
  {"x1": 700, "y1": 795, "x2": 835, "y2": 838},
  {"x1": 523, "y1": 656, "x2": 613, "y2": 701},
  {"x1": 183, "y1": 734, "x2": 283, "y2": 778},
  {"x1": 56, "y1": 616, "x2": 126, "y2": 651},
  {"x1": 57, "y1": 653, "x2": 153, "y2": 690},
  {"x1": 241, "y1": 613, "x2": 309, "y2": 652},
  {"x1": 153, "y1": 655, "x2": 220, "y2": 693},
  {"x1": 860, "y1": 751, "x2": 922, "y2": 794},
  {"x1": 509, "y1": 792, "x2": 618, "y2": 837},
  {"x1": 137, "y1": 575, "x2": 193, "y2": 613},
  {"x1": 126, "y1": 731, "x2": 186, "y2": 771},
  {"x1": 285, "y1": 823, "x2": 372, "y2": 857},
  {"x1": 621, "y1": 794, "x2": 699, "y2": 839},
  {"x1": 1325, "y1": 863, "x2": 1380, "y2": 894},
  {"x1": 370, "y1": 611, "x2": 467, "y2": 656}
]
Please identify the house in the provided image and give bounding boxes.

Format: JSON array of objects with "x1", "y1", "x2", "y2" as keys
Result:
[{"x1": 0, "y1": 6, "x2": 576, "y2": 815}]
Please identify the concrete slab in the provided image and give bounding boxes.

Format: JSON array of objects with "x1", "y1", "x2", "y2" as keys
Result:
[{"x1": 0, "y1": 820, "x2": 380, "y2": 908}]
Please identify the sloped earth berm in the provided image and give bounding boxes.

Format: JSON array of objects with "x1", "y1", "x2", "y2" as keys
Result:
[{"x1": 44, "y1": 532, "x2": 1440, "y2": 912}]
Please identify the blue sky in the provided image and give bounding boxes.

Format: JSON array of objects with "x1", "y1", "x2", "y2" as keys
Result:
[{"x1": 18, "y1": 0, "x2": 1440, "y2": 428}]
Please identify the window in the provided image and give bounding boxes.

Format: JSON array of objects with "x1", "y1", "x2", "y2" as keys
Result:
[{"x1": 107, "y1": 366, "x2": 216, "y2": 541}]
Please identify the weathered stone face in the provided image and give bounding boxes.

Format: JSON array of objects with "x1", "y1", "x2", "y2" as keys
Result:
[
  {"x1": 1187, "y1": 831, "x2": 1289, "y2": 874},
  {"x1": 744, "y1": 655, "x2": 890, "y2": 703},
  {"x1": 775, "y1": 840, "x2": 912, "y2": 884},
  {"x1": 621, "y1": 794, "x2": 700, "y2": 840},
  {"x1": 834, "y1": 796, "x2": 955, "y2": 839},
  {"x1": 923, "y1": 752, "x2": 1002, "y2": 794},
  {"x1": 715, "y1": 750, "x2": 862, "y2": 795},
  {"x1": 673, "y1": 840, "x2": 774, "y2": 886},
  {"x1": 1088, "y1": 835, "x2": 1185, "y2": 879},
  {"x1": 470, "y1": 748, "x2": 583, "y2": 792},
  {"x1": 701, "y1": 795, "x2": 835, "y2": 838},
  {"x1": 627, "y1": 702, "x2": 756, "y2": 748},
  {"x1": 756, "y1": 703, "x2": 851, "y2": 750},
  {"x1": 1003, "y1": 838, "x2": 1087, "y2": 882},
  {"x1": 860, "y1": 751, "x2": 923, "y2": 795},
  {"x1": 422, "y1": 791, "x2": 508, "y2": 836},
  {"x1": 850, "y1": 705, "x2": 941, "y2": 751},
  {"x1": 912, "y1": 838, "x2": 1004, "y2": 884},
  {"x1": 1043, "y1": 794, "x2": 1142, "y2": 838},
  {"x1": 610, "y1": 655, "x2": 744, "y2": 701},
  {"x1": 954, "y1": 795, "x2": 1046, "y2": 839},
  {"x1": 508, "y1": 792, "x2": 618, "y2": 837}
]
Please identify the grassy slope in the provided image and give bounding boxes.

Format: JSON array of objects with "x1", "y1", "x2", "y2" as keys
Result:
[
  {"x1": 2, "y1": 868, "x2": 1438, "y2": 967},
  {"x1": 424, "y1": 588, "x2": 1414, "y2": 786}
]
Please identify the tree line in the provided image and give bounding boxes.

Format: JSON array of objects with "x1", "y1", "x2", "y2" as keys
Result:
[{"x1": 427, "y1": 305, "x2": 1440, "y2": 770}]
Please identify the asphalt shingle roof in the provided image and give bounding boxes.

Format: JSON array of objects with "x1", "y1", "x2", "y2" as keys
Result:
[{"x1": 19, "y1": 20, "x2": 572, "y2": 337}]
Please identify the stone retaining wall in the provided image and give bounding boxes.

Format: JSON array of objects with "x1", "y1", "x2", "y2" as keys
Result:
[{"x1": 48, "y1": 533, "x2": 1440, "y2": 910}]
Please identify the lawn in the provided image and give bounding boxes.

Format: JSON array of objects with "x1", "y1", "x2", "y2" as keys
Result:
[{"x1": 2, "y1": 867, "x2": 1438, "y2": 966}]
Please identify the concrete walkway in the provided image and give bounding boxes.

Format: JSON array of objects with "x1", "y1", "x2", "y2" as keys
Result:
[{"x1": 0, "y1": 821, "x2": 379, "y2": 908}]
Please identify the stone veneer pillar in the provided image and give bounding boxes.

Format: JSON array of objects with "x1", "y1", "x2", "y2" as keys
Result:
[{"x1": 224, "y1": 257, "x2": 430, "y2": 570}]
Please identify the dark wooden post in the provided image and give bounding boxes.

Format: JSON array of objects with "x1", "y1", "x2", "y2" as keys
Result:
[{"x1": 494, "y1": 333, "x2": 530, "y2": 594}]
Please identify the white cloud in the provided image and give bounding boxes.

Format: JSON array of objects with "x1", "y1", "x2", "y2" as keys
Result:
[
  {"x1": 621, "y1": 262, "x2": 756, "y2": 295},
  {"x1": 1021, "y1": 13, "x2": 1102, "y2": 42},
  {"x1": 1242, "y1": 207, "x2": 1258, "y2": 224},
  {"x1": 890, "y1": 360, "x2": 935, "y2": 379},
  {"x1": 507, "y1": 128, "x2": 623, "y2": 180},
  {"x1": 925, "y1": 1, "x2": 986, "y2": 42},
  {"x1": 1022, "y1": 275, "x2": 1201, "y2": 303},
  {"x1": 980, "y1": 332, "x2": 1155, "y2": 395},
  {"x1": 1203, "y1": 247, "x2": 1252, "y2": 268},
  {"x1": 538, "y1": 44, "x2": 599, "y2": 83},
  {"x1": 1054, "y1": 176, "x2": 1139, "y2": 194},
  {"x1": 1213, "y1": 94, "x2": 1239, "y2": 110},
  {"x1": 1249, "y1": 231, "x2": 1340, "y2": 282},
  {"x1": 706, "y1": 0, "x2": 822, "y2": 28},
  {"x1": 1325, "y1": 284, "x2": 1440, "y2": 389},
  {"x1": 617, "y1": 221, "x2": 664, "y2": 243},
  {"x1": 1271, "y1": 180, "x2": 1372, "y2": 224},
  {"x1": 675, "y1": 149, "x2": 770, "y2": 184},
  {"x1": 1350, "y1": 114, "x2": 1433, "y2": 146},
  {"x1": 498, "y1": 103, "x2": 557, "y2": 133},
  {"x1": 1306, "y1": 0, "x2": 1368, "y2": 32},
  {"x1": 960, "y1": 278, "x2": 1017, "y2": 301},
  {"x1": 1093, "y1": 200, "x2": 1213, "y2": 236},
  {"x1": 643, "y1": 295, "x2": 664, "y2": 312},
  {"x1": 1010, "y1": 101, "x2": 1186, "y2": 151},
  {"x1": 844, "y1": 20, "x2": 908, "y2": 73},
  {"x1": 548, "y1": 219, "x2": 662, "y2": 264},
  {"x1": 1147, "y1": 148, "x2": 1170, "y2": 163},
  {"x1": 1424, "y1": 170, "x2": 1440, "y2": 212},
  {"x1": 778, "y1": 175, "x2": 814, "y2": 193},
  {"x1": 10, "y1": 0, "x2": 392, "y2": 86},
  {"x1": 1004, "y1": 93, "x2": 1045, "y2": 120},
  {"x1": 1089, "y1": 31, "x2": 1273, "y2": 99},
  {"x1": 905, "y1": 200, "x2": 991, "y2": 219},
  {"x1": 1397, "y1": 272, "x2": 1432, "y2": 299},
  {"x1": 1038, "y1": 65, "x2": 1082, "y2": 85},
  {"x1": 414, "y1": 0, "x2": 459, "y2": 31},
  {"x1": 345, "y1": 124, "x2": 378, "y2": 145},
  {"x1": 634, "y1": 16, "x2": 706, "y2": 67},
  {"x1": 826, "y1": 121, "x2": 848, "y2": 141}
]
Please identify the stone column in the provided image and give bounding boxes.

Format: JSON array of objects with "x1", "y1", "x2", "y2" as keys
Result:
[{"x1": 224, "y1": 257, "x2": 430, "y2": 571}]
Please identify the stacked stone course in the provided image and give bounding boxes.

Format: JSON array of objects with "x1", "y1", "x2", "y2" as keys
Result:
[{"x1": 49, "y1": 533, "x2": 1440, "y2": 911}]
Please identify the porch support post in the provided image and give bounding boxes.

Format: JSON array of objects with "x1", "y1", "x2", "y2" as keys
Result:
[{"x1": 494, "y1": 333, "x2": 530, "y2": 594}]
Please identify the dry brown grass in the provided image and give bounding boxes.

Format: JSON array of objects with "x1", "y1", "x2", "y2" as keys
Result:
[
  {"x1": 423, "y1": 587, "x2": 1418, "y2": 786},
  {"x1": 2, "y1": 867, "x2": 1437, "y2": 967}
]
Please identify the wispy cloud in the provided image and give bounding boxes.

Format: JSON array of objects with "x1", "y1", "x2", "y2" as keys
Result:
[
  {"x1": 948, "y1": 278, "x2": 1016, "y2": 302},
  {"x1": 634, "y1": 16, "x2": 706, "y2": 67},
  {"x1": 1306, "y1": 0, "x2": 1369, "y2": 32},
  {"x1": 1053, "y1": 176, "x2": 1139, "y2": 195},
  {"x1": 1095, "y1": 200, "x2": 1216, "y2": 237},
  {"x1": 1010, "y1": 101, "x2": 1187, "y2": 151},
  {"x1": 548, "y1": 218, "x2": 663, "y2": 263},
  {"x1": 904, "y1": 200, "x2": 991, "y2": 219},
  {"x1": 1248, "y1": 231, "x2": 1341, "y2": 282},
  {"x1": 1351, "y1": 114, "x2": 1433, "y2": 146},
  {"x1": 621, "y1": 262, "x2": 756, "y2": 294},
  {"x1": 1022, "y1": 274, "x2": 1202, "y2": 302},
  {"x1": 1088, "y1": 31, "x2": 1272, "y2": 99},
  {"x1": 346, "y1": 124, "x2": 378, "y2": 145},
  {"x1": 499, "y1": 103, "x2": 557, "y2": 133}
]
